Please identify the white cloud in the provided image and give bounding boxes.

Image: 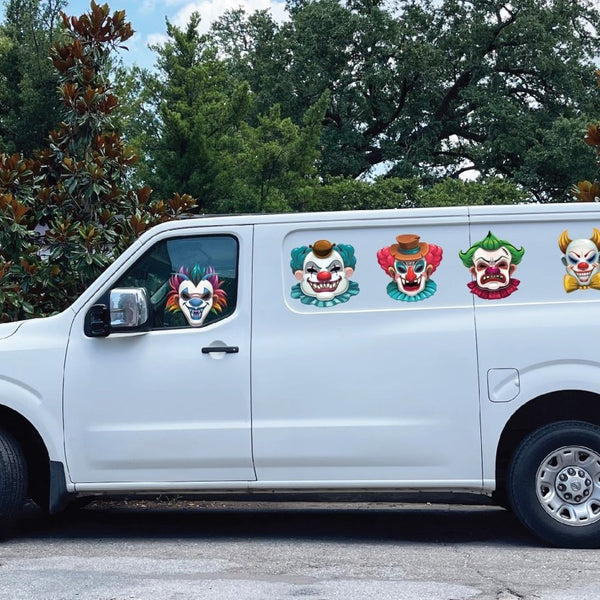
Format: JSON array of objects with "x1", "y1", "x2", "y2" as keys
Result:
[
  {"x1": 128, "y1": 0, "x2": 287, "y2": 68},
  {"x1": 140, "y1": 0, "x2": 158, "y2": 14},
  {"x1": 146, "y1": 32, "x2": 170, "y2": 47},
  {"x1": 171, "y1": 0, "x2": 288, "y2": 33}
]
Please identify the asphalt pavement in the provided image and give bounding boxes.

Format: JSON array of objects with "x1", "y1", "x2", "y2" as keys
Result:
[{"x1": 0, "y1": 499, "x2": 598, "y2": 600}]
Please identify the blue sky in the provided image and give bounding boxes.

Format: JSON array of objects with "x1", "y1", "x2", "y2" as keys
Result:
[{"x1": 64, "y1": 0, "x2": 288, "y2": 69}]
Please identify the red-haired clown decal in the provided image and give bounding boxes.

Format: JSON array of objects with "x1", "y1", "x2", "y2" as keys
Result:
[
  {"x1": 459, "y1": 231, "x2": 524, "y2": 300},
  {"x1": 166, "y1": 265, "x2": 227, "y2": 326},
  {"x1": 290, "y1": 240, "x2": 359, "y2": 307},
  {"x1": 377, "y1": 234, "x2": 443, "y2": 302},
  {"x1": 559, "y1": 228, "x2": 600, "y2": 292}
]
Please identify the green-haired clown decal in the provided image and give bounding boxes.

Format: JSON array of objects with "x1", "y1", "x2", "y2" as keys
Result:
[
  {"x1": 459, "y1": 231, "x2": 525, "y2": 300},
  {"x1": 377, "y1": 234, "x2": 443, "y2": 302},
  {"x1": 558, "y1": 229, "x2": 600, "y2": 292},
  {"x1": 166, "y1": 265, "x2": 227, "y2": 326},
  {"x1": 290, "y1": 240, "x2": 359, "y2": 307}
]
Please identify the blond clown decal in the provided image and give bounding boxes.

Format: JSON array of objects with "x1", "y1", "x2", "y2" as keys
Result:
[
  {"x1": 166, "y1": 265, "x2": 227, "y2": 326},
  {"x1": 459, "y1": 232, "x2": 524, "y2": 300},
  {"x1": 558, "y1": 229, "x2": 600, "y2": 293},
  {"x1": 377, "y1": 234, "x2": 443, "y2": 302},
  {"x1": 290, "y1": 240, "x2": 359, "y2": 307}
]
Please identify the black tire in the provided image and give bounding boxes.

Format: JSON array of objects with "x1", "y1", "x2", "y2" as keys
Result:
[
  {"x1": 0, "y1": 430, "x2": 27, "y2": 537},
  {"x1": 508, "y1": 420, "x2": 600, "y2": 548}
]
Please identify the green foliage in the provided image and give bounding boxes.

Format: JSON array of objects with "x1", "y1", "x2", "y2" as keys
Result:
[
  {"x1": 308, "y1": 178, "x2": 419, "y2": 211},
  {"x1": 138, "y1": 15, "x2": 329, "y2": 213},
  {"x1": 0, "y1": 153, "x2": 44, "y2": 319},
  {"x1": 0, "y1": 0, "x2": 66, "y2": 154},
  {"x1": 215, "y1": 93, "x2": 329, "y2": 213},
  {"x1": 210, "y1": 0, "x2": 600, "y2": 200},
  {"x1": 139, "y1": 14, "x2": 252, "y2": 207},
  {"x1": 0, "y1": 1, "x2": 196, "y2": 322},
  {"x1": 309, "y1": 176, "x2": 526, "y2": 212},
  {"x1": 514, "y1": 116, "x2": 597, "y2": 201},
  {"x1": 417, "y1": 178, "x2": 528, "y2": 207},
  {"x1": 573, "y1": 71, "x2": 600, "y2": 202}
]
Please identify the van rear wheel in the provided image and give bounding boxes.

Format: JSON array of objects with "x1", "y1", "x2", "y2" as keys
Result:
[
  {"x1": 508, "y1": 421, "x2": 600, "y2": 548},
  {"x1": 0, "y1": 430, "x2": 27, "y2": 536}
]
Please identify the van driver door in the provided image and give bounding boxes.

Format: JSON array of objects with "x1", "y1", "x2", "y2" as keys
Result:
[{"x1": 63, "y1": 227, "x2": 255, "y2": 485}]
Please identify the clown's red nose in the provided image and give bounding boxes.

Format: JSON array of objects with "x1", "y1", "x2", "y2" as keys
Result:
[
  {"x1": 578, "y1": 262, "x2": 589, "y2": 270},
  {"x1": 317, "y1": 270, "x2": 331, "y2": 281},
  {"x1": 486, "y1": 266, "x2": 501, "y2": 275}
]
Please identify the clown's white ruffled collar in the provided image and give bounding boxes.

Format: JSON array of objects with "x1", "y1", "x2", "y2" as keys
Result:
[{"x1": 386, "y1": 279, "x2": 437, "y2": 302}]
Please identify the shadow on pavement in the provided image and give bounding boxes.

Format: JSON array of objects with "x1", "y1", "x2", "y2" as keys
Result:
[{"x1": 14, "y1": 500, "x2": 536, "y2": 547}]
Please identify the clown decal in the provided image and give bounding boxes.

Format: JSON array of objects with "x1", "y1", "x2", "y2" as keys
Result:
[
  {"x1": 166, "y1": 265, "x2": 227, "y2": 326},
  {"x1": 377, "y1": 234, "x2": 443, "y2": 302},
  {"x1": 559, "y1": 229, "x2": 600, "y2": 292},
  {"x1": 290, "y1": 240, "x2": 359, "y2": 307},
  {"x1": 459, "y1": 232, "x2": 524, "y2": 300}
]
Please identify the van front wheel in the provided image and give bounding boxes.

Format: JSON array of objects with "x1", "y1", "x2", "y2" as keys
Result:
[
  {"x1": 508, "y1": 421, "x2": 600, "y2": 548},
  {"x1": 0, "y1": 430, "x2": 27, "y2": 536}
]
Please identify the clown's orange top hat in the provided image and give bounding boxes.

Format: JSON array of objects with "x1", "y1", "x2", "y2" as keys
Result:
[{"x1": 389, "y1": 234, "x2": 429, "y2": 261}]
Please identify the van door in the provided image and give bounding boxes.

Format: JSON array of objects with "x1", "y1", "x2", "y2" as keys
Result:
[
  {"x1": 63, "y1": 227, "x2": 255, "y2": 484},
  {"x1": 251, "y1": 212, "x2": 482, "y2": 487}
]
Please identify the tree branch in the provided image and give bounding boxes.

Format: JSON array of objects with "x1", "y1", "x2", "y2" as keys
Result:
[
  {"x1": 363, "y1": 75, "x2": 416, "y2": 138},
  {"x1": 434, "y1": 8, "x2": 520, "y2": 122}
]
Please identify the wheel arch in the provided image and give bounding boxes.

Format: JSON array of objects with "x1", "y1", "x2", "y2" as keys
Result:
[
  {"x1": 0, "y1": 404, "x2": 50, "y2": 507},
  {"x1": 495, "y1": 390, "x2": 600, "y2": 500},
  {"x1": 0, "y1": 404, "x2": 70, "y2": 511}
]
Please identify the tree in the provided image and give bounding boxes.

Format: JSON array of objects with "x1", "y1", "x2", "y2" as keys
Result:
[
  {"x1": 137, "y1": 13, "x2": 328, "y2": 213},
  {"x1": 212, "y1": 0, "x2": 600, "y2": 200},
  {"x1": 573, "y1": 71, "x2": 600, "y2": 202},
  {"x1": 0, "y1": 1, "x2": 196, "y2": 322},
  {"x1": 214, "y1": 94, "x2": 329, "y2": 213},
  {"x1": 136, "y1": 14, "x2": 251, "y2": 209},
  {"x1": 0, "y1": 0, "x2": 66, "y2": 154},
  {"x1": 0, "y1": 152, "x2": 43, "y2": 319},
  {"x1": 307, "y1": 176, "x2": 526, "y2": 211}
]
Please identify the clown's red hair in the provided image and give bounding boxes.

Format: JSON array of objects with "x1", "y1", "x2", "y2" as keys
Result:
[{"x1": 377, "y1": 244, "x2": 443, "y2": 274}]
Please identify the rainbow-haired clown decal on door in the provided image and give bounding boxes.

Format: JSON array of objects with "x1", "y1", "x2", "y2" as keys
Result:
[
  {"x1": 166, "y1": 265, "x2": 227, "y2": 326},
  {"x1": 459, "y1": 231, "x2": 524, "y2": 300},
  {"x1": 558, "y1": 228, "x2": 600, "y2": 292},
  {"x1": 377, "y1": 234, "x2": 443, "y2": 302},
  {"x1": 290, "y1": 240, "x2": 359, "y2": 307}
]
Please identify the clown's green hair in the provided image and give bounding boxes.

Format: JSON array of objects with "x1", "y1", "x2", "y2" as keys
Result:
[
  {"x1": 165, "y1": 265, "x2": 227, "y2": 315},
  {"x1": 459, "y1": 231, "x2": 524, "y2": 268}
]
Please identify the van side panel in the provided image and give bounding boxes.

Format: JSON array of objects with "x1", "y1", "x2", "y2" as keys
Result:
[
  {"x1": 251, "y1": 214, "x2": 483, "y2": 488},
  {"x1": 470, "y1": 209, "x2": 600, "y2": 487},
  {"x1": 0, "y1": 312, "x2": 72, "y2": 464}
]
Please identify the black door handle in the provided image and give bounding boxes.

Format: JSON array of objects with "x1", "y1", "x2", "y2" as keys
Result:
[{"x1": 201, "y1": 346, "x2": 239, "y2": 354}]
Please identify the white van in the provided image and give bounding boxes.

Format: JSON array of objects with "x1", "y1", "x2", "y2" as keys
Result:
[{"x1": 1, "y1": 203, "x2": 600, "y2": 547}]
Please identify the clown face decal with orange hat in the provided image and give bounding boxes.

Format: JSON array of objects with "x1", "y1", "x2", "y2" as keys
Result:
[
  {"x1": 290, "y1": 240, "x2": 359, "y2": 307},
  {"x1": 377, "y1": 234, "x2": 443, "y2": 302}
]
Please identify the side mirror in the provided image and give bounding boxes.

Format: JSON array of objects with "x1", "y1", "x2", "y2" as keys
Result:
[
  {"x1": 109, "y1": 288, "x2": 150, "y2": 331},
  {"x1": 84, "y1": 288, "x2": 150, "y2": 337}
]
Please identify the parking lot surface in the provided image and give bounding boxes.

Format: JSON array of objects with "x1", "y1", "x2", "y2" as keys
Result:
[{"x1": 0, "y1": 499, "x2": 598, "y2": 600}]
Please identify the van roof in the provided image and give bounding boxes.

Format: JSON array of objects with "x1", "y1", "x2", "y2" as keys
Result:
[{"x1": 140, "y1": 202, "x2": 600, "y2": 242}]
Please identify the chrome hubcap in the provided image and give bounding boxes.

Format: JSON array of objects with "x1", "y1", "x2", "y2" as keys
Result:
[{"x1": 536, "y1": 446, "x2": 600, "y2": 526}]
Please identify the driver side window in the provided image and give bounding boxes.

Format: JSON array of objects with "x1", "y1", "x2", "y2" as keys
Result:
[{"x1": 115, "y1": 235, "x2": 238, "y2": 329}]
